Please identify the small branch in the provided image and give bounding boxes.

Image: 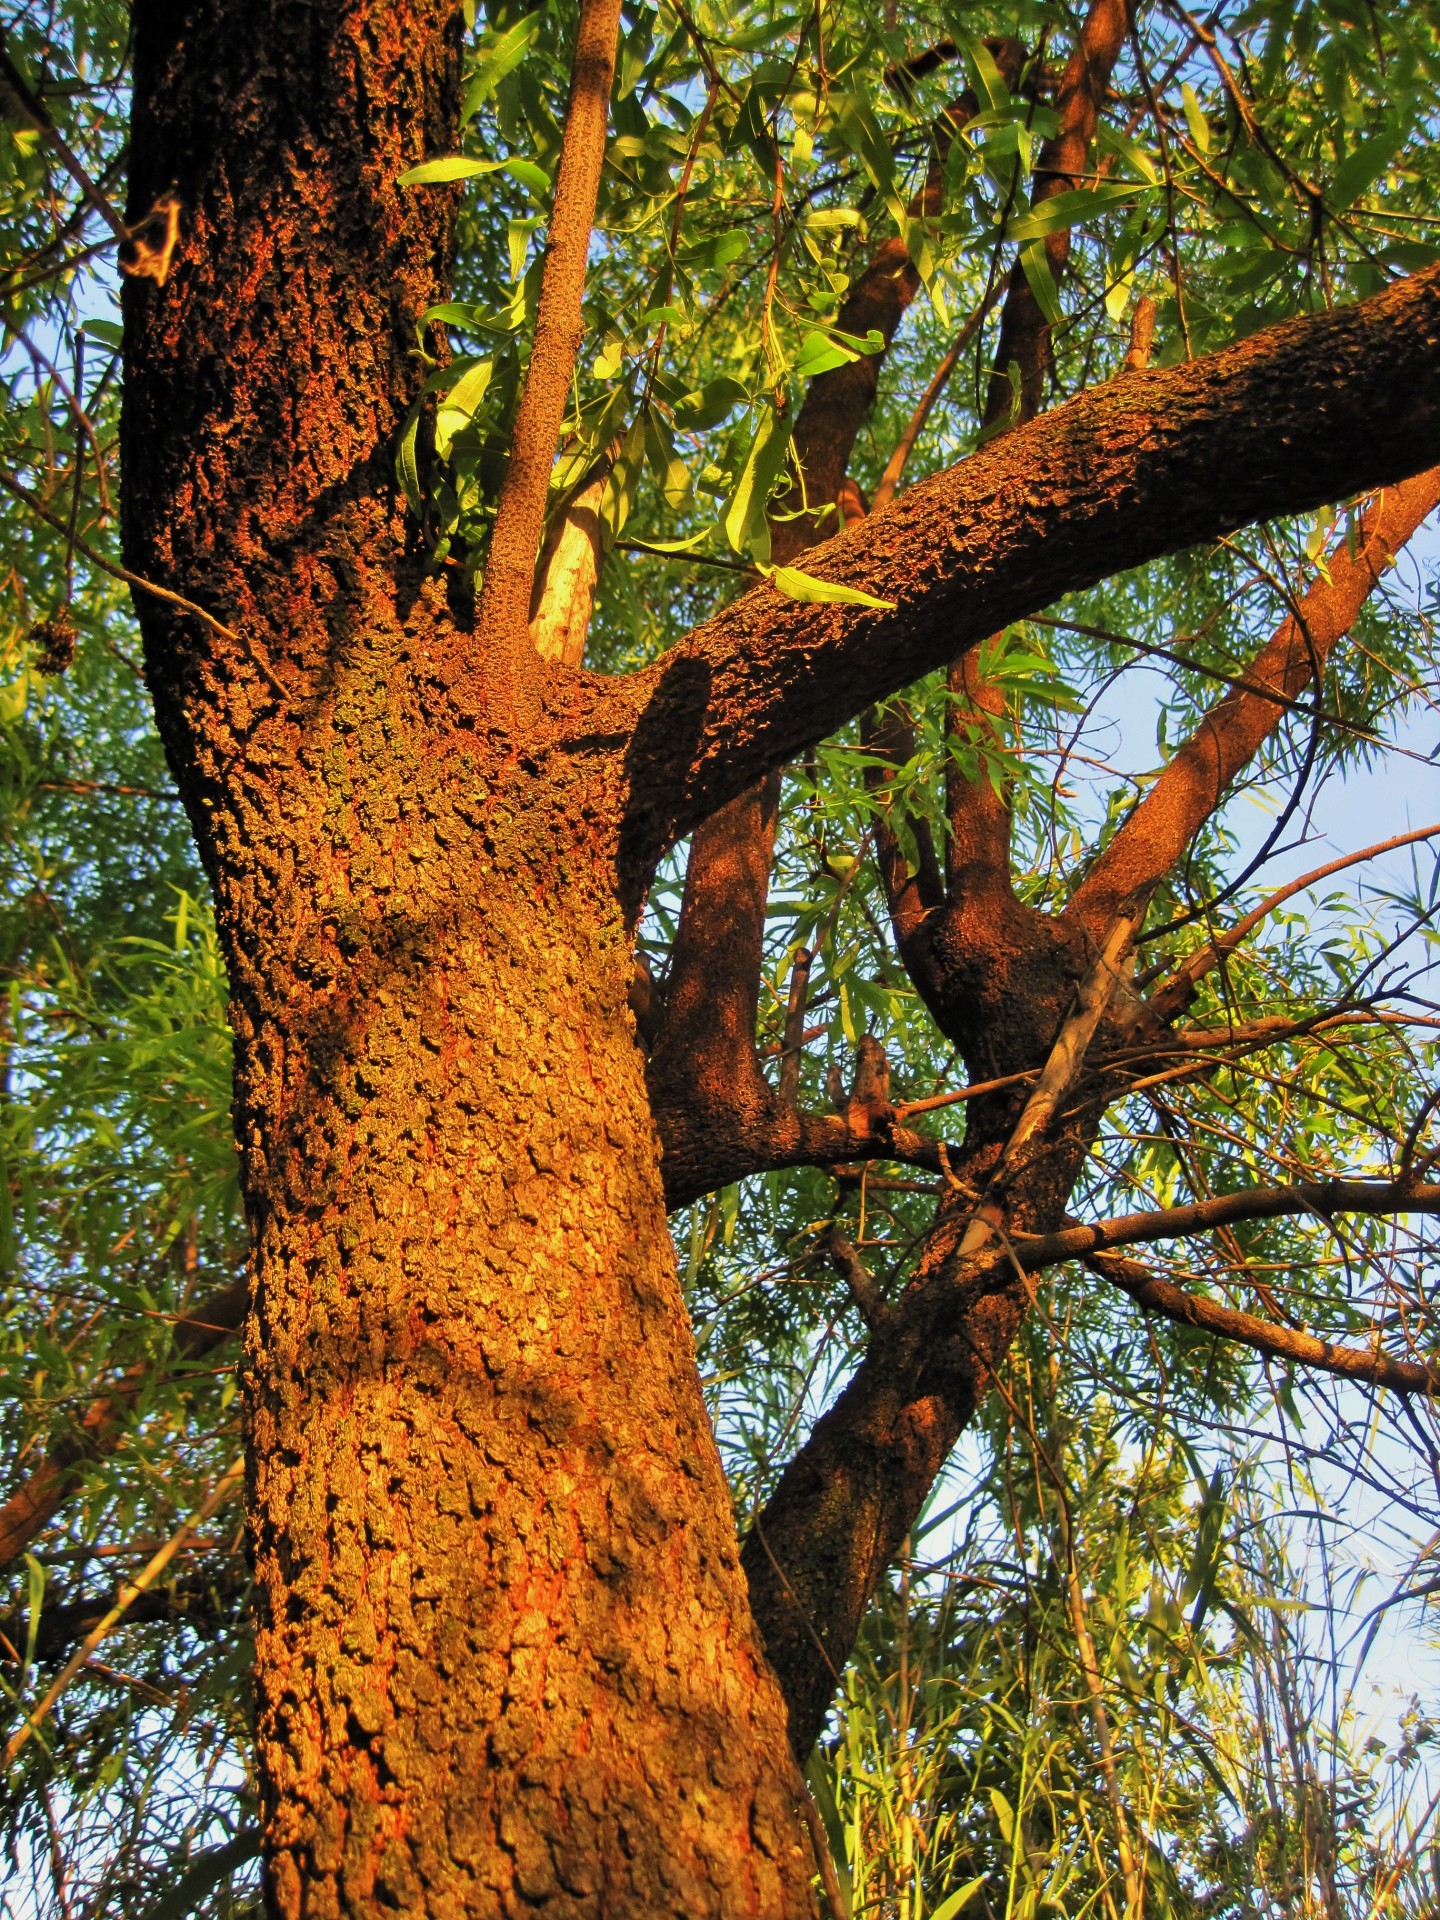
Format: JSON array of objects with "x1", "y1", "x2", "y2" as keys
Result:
[
  {"x1": 476, "y1": 0, "x2": 623, "y2": 689},
  {"x1": 818, "y1": 1229, "x2": 890, "y2": 1330},
  {"x1": 1085, "y1": 1246, "x2": 1440, "y2": 1396},
  {"x1": 530, "y1": 457, "x2": 613, "y2": 667},
  {"x1": 958, "y1": 911, "x2": 1140, "y2": 1256},
  {"x1": 4, "y1": 1458, "x2": 244, "y2": 1765},
  {"x1": 0, "y1": 39, "x2": 129, "y2": 245},
  {"x1": 778, "y1": 947, "x2": 813, "y2": 1107},
  {"x1": 1148, "y1": 823, "x2": 1440, "y2": 1017},
  {"x1": 0, "y1": 469, "x2": 239, "y2": 642},
  {"x1": 871, "y1": 290, "x2": 1000, "y2": 512},
  {"x1": 0, "y1": 1277, "x2": 247, "y2": 1575},
  {"x1": 1015, "y1": 1178, "x2": 1440, "y2": 1268},
  {"x1": 1067, "y1": 465, "x2": 1440, "y2": 936}
]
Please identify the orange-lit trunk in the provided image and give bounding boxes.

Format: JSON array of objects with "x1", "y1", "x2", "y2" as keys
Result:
[{"x1": 120, "y1": 1, "x2": 814, "y2": 1910}]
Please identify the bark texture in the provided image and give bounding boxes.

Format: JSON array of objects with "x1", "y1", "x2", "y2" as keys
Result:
[{"x1": 122, "y1": 4, "x2": 815, "y2": 1913}]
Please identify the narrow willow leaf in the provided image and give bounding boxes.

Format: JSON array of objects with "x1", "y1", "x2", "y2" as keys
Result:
[
  {"x1": 462, "y1": 10, "x2": 544, "y2": 120},
  {"x1": 1181, "y1": 82, "x2": 1211, "y2": 155},
  {"x1": 1008, "y1": 182, "x2": 1155, "y2": 243},
  {"x1": 643, "y1": 409, "x2": 692, "y2": 510},
  {"x1": 398, "y1": 156, "x2": 549, "y2": 194},
  {"x1": 1017, "y1": 242, "x2": 1063, "y2": 324},
  {"x1": 989, "y1": 1785, "x2": 1016, "y2": 1846},
  {"x1": 930, "y1": 1878, "x2": 988, "y2": 1920},
  {"x1": 762, "y1": 565, "x2": 895, "y2": 610},
  {"x1": 803, "y1": 1755, "x2": 855, "y2": 1919},
  {"x1": 722, "y1": 403, "x2": 792, "y2": 563},
  {"x1": 434, "y1": 358, "x2": 494, "y2": 460},
  {"x1": 946, "y1": 20, "x2": 1012, "y2": 116},
  {"x1": 397, "y1": 403, "x2": 424, "y2": 517},
  {"x1": 1331, "y1": 126, "x2": 1404, "y2": 209}
]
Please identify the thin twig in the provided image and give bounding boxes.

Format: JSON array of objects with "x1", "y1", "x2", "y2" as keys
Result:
[{"x1": 4, "y1": 1457, "x2": 244, "y2": 1765}]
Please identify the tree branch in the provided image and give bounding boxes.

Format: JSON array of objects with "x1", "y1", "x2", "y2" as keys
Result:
[
  {"x1": 1067, "y1": 465, "x2": 1440, "y2": 934},
  {"x1": 476, "y1": 0, "x2": 623, "y2": 690},
  {"x1": 616, "y1": 263, "x2": 1440, "y2": 872},
  {"x1": 1015, "y1": 1179, "x2": 1440, "y2": 1265},
  {"x1": 0, "y1": 1278, "x2": 247, "y2": 1576},
  {"x1": 1148, "y1": 823, "x2": 1440, "y2": 1020},
  {"x1": 1084, "y1": 1245, "x2": 1440, "y2": 1395},
  {"x1": 981, "y1": 0, "x2": 1131, "y2": 428}
]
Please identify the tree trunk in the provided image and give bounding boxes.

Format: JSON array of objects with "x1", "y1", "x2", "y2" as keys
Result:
[
  {"x1": 239, "y1": 793, "x2": 814, "y2": 1915},
  {"x1": 120, "y1": 1, "x2": 814, "y2": 1910}
]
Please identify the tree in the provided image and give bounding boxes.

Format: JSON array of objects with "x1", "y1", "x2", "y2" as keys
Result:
[{"x1": 1, "y1": 0, "x2": 1439, "y2": 1913}]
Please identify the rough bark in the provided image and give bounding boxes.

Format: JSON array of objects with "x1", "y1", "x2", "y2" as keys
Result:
[{"x1": 122, "y1": 4, "x2": 815, "y2": 1913}]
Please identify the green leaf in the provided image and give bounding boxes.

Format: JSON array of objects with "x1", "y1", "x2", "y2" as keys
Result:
[
  {"x1": 946, "y1": 21, "x2": 1012, "y2": 116},
  {"x1": 803, "y1": 1755, "x2": 854, "y2": 1919},
  {"x1": 989, "y1": 1785, "x2": 1016, "y2": 1846},
  {"x1": 1331, "y1": 127, "x2": 1404, "y2": 210},
  {"x1": 676, "y1": 230, "x2": 748, "y2": 274},
  {"x1": 722, "y1": 402, "x2": 793, "y2": 564},
  {"x1": 80, "y1": 317, "x2": 123, "y2": 350},
  {"x1": 929, "y1": 1878, "x2": 988, "y2": 1920},
  {"x1": 791, "y1": 329, "x2": 860, "y2": 381},
  {"x1": 434, "y1": 358, "x2": 494, "y2": 460},
  {"x1": 398, "y1": 156, "x2": 549, "y2": 195},
  {"x1": 1008, "y1": 182, "x2": 1155, "y2": 243},
  {"x1": 804, "y1": 207, "x2": 865, "y2": 232},
  {"x1": 1098, "y1": 123, "x2": 1161, "y2": 185},
  {"x1": 672, "y1": 376, "x2": 749, "y2": 431},
  {"x1": 762, "y1": 564, "x2": 895, "y2": 610},
  {"x1": 1017, "y1": 242, "x2": 1063, "y2": 325},
  {"x1": 399, "y1": 156, "x2": 505, "y2": 185},
  {"x1": 1181, "y1": 82, "x2": 1211, "y2": 155},
  {"x1": 396, "y1": 403, "x2": 423, "y2": 517},
  {"x1": 601, "y1": 415, "x2": 647, "y2": 546},
  {"x1": 462, "y1": 11, "x2": 544, "y2": 120},
  {"x1": 643, "y1": 409, "x2": 692, "y2": 510},
  {"x1": 831, "y1": 94, "x2": 908, "y2": 231}
]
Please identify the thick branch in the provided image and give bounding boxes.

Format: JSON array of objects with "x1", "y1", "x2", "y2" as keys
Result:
[
  {"x1": 1068, "y1": 465, "x2": 1440, "y2": 934},
  {"x1": 1014, "y1": 1178, "x2": 1440, "y2": 1264},
  {"x1": 616, "y1": 264, "x2": 1440, "y2": 870},
  {"x1": 982, "y1": 0, "x2": 1131, "y2": 428}
]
